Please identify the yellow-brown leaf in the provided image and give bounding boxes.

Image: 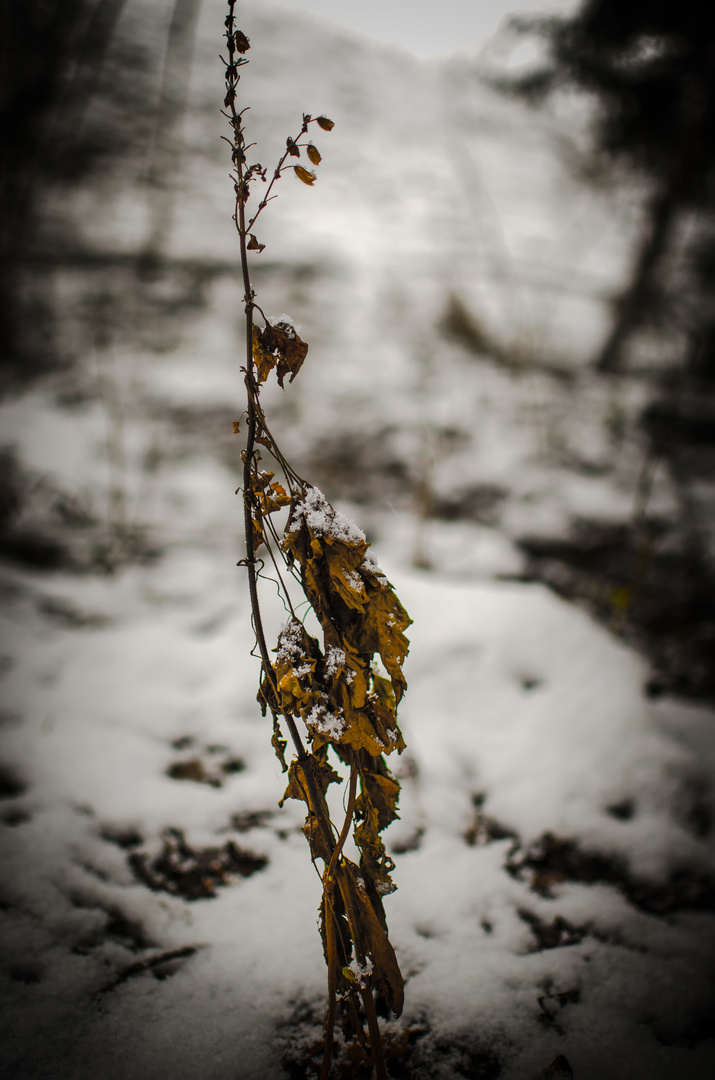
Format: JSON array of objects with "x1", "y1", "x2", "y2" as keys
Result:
[
  {"x1": 336, "y1": 860, "x2": 404, "y2": 1016},
  {"x1": 294, "y1": 165, "x2": 316, "y2": 185},
  {"x1": 252, "y1": 325, "x2": 277, "y2": 383}
]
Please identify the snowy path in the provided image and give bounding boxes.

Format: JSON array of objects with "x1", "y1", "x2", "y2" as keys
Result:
[{"x1": 1, "y1": 530, "x2": 714, "y2": 1079}]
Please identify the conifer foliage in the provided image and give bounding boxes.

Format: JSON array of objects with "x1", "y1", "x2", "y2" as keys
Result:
[{"x1": 222, "y1": 4, "x2": 410, "y2": 1075}]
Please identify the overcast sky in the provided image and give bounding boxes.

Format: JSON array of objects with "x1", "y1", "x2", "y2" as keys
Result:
[{"x1": 269, "y1": 0, "x2": 578, "y2": 58}]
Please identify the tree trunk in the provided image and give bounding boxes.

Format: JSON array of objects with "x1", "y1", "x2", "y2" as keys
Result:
[
  {"x1": 597, "y1": 175, "x2": 682, "y2": 374},
  {"x1": 143, "y1": 0, "x2": 202, "y2": 265}
]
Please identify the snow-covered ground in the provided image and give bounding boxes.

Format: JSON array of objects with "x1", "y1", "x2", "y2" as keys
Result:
[{"x1": 1, "y1": 2, "x2": 714, "y2": 1078}]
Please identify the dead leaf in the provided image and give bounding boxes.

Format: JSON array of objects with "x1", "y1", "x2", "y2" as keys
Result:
[
  {"x1": 354, "y1": 588, "x2": 411, "y2": 704},
  {"x1": 336, "y1": 860, "x2": 404, "y2": 1016},
  {"x1": 279, "y1": 751, "x2": 342, "y2": 862},
  {"x1": 271, "y1": 717, "x2": 288, "y2": 771},
  {"x1": 252, "y1": 325, "x2": 277, "y2": 383},
  {"x1": 316, "y1": 116, "x2": 335, "y2": 131},
  {"x1": 307, "y1": 144, "x2": 322, "y2": 165},
  {"x1": 294, "y1": 165, "x2": 316, "y2": 185},
  {"x1": 260, "y1": 322, "x2": 309, "y2": 386}
]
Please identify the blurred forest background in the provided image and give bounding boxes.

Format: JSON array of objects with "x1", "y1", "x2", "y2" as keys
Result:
[{"x1": 1, "y1": 0, "x2": 714, "y2": 701}]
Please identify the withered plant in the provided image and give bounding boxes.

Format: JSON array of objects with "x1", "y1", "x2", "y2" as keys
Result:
[{"x1": 223, "y1": 4, "x2": 411, "y2": 1077}]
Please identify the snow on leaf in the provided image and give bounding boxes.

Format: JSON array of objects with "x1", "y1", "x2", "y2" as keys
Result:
[{"x1": 260, "y1": 321, "x2": 309, "y2": 386}]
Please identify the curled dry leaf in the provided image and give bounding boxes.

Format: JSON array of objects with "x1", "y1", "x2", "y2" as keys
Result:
[
  {"x1": 271, "y1": 717, "x2": 288, "y2": 771},
  {"x1": 316, "y1": 115, "x2": 335, "y2": 130},
  {"x1": 261, "y1": 321, "x2": 309, "y2": 386},
  {"x1": 306, "y1": 144, "x2": 322, "y2": 165},
  {"x1": 279, "y1": 749, "x2": 342, "y2": 863},
  {"x1": 251, "y1": 325, "x2": 276, "y2": 384},
  {"x1": 251, "y1": 323, "x2": 309, "y2": 386},
  {"x1": 294, "y1": 165, "x2": 316, "y2": 185},
  {"x1": 336, "y1": 860, "x2": 405, "y2": 1016}
]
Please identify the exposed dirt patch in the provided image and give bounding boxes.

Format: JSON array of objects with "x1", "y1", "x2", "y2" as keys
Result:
[
  {"x1": 536, "y1": 980, "x2": 581, "y2": 1036},
  {"x1": 100, "y1": 946, "x2": 200, "y2": 993},
  {"x1": 507, "y1": 832, "x2": 715, "y2": 916},
  {"x1": 230, "y1": 809, "x2": 275, "y2": 833},
  {"x1": 100, "y1": 824, "x2": 144, "y2": 850},
  {"x1": 465, "y1": 795, "x2": 519, "y2": 849},
  {"x1": 165, "y1": 740, "x2": 246, "y2": 788},
  {"x1": 518, "y1": 910, "x2": 589, "y2": 952},
  {"x1": 129, "y1": 827, "x2": 267, "y2": 900}
]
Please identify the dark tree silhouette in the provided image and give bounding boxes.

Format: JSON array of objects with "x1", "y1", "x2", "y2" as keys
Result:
[
  {"x1": 503, "y1": 0, "x2": 715, "y2": 373},
  {"x1": 0, "y1": 0, "x2": 180, "y2": 388}
]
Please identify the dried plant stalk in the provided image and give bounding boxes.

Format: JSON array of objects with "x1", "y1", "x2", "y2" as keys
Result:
[{"x1": 223, "y1": 4, "x2": 411, "y2": 1075}]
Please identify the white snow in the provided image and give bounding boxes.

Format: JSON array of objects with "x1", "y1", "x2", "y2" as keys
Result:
[
  {"x1": 289, "y1": 486, "x2": 367, "y2": 545},
  {"x1": 305, "y1": 700, "x2": 346, "y2": 740}
]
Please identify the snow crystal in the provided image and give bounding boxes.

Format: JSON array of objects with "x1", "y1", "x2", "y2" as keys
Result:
[
  {"x1": 275, "y1": 621, "x2": 306, "y2": 664},
  {"x1": 267, "y1": 313, "x2": 301, "y2": 334},
  {"x1": 324, "y1": 647, "x2": 346, "y2": 676},
  {"x1": 347, "y1": 955, "x2": 374, "y2": 987},
  {"x1": 362, "y1": 550, "x2": 389, "y2": 586},
  {"x1": 325, "y1": 647, "x2": 356, "y2": 685},
  {"x1": 289, "y1": 487, "x2": 366, "y2": 545},
  {"x1": 305, "y1": 700, "x2": 346, "y2": 740},
  {"x1": 342, "y1": 567, "x2": 364, "y2": 592}
]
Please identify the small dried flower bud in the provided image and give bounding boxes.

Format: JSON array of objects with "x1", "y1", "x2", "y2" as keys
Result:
[
  {"x1": 316, "y1": 116, "x2": 334, "y2": 131},
  {"x1": 306, "y1": 144, "x2": 322, "y2": 165}
]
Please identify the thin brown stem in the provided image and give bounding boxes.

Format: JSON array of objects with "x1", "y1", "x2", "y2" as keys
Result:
[
  {"x1": 360, "y1": 987, "x2": 389, "y2": 1080},
  {"x1": 320, "y1": 898, "x2": 339, "y2": 1080},
  {"x1": 246, "y1": 122, "x2": 309, "y2": 231},
  {"x1": 324, "y1": 762, "x2": 358, "y2": 885}
]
